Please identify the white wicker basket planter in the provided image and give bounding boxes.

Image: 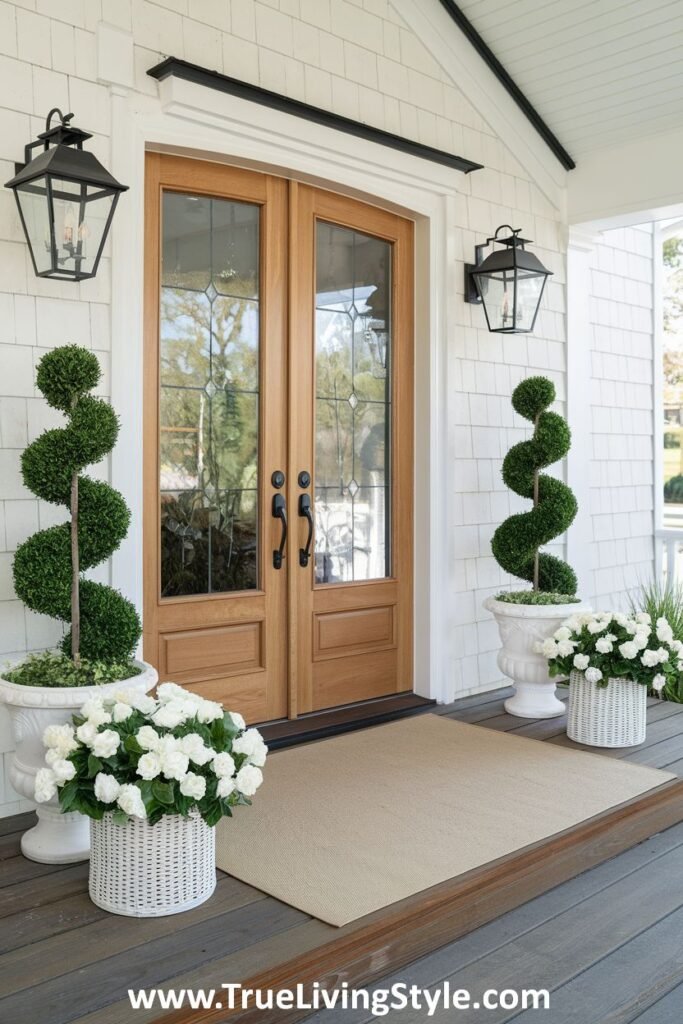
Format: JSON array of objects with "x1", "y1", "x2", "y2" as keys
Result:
[
  {"x1": 89, "y1": 811, "x2": 216, "y2": 917},
  {"x1": 567, "y1": 670, "x2": 647, "y2": 748}
]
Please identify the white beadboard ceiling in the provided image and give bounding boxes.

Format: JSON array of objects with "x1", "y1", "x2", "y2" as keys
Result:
[{"x1": 455, "y1": 0, "x2": 683, "y2": 158}]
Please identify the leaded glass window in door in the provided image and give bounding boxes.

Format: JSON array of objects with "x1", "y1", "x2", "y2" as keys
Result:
[
  {"x1": 314, "y1": 221, "x2": 392, "y2": 584},
  {"x1": 159, "y1": 192, "x2": 260, "y2": 597}
]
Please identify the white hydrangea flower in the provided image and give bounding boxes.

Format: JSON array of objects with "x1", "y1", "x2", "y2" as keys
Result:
[
  {"x1": 131, "y1": 692, "x2": 158, "y2": 715},
  {"x1": 554, "y1": 626, "x2": 572, "y2": 642},
  {"x1": 624, "y1": 620, "x2": 639, "y2": 636},
  {"x1": 51, "y1": 758, "x2": 76, "y2": 785},
  {"x1": 556, "y1": 640, "x2": 576, "y2": 657},
  {"x1": 587, "y1": 620, "x2": 608, "y2": 634},
  {"x1": 636, "y1": 612, "x2": 651, "y2": 625},
  {"x1": 136, "y1": 751, "x2": 162, "y2": 780},
  {"x1": 232, "y1": 729, "x2": 266, "y2": 759},
  {"x1": 94, "y1": 772, "x2": 121, "y2": 803},
  {"x1": 619, "y1": 641, "x2": 639, "y2": 660},
  {"x1": 584, "y1": 667, "x2": 603, "y2": 684},
  {"x1": 196, "y1": 700, "x2": 224, "y2": 724},
  {"x1": 160, "y1": 749, "x2": 190, "y2": 781},
  {"x1": 217, "y1": 776, "x2": 236, "y2": 799},
  {"x1": 656, "y1": 618, "x2": 675, "y2": 645},
  {"x1": 652, "y1": 673, "x2": 666, "y2": 693},
  {"x1": 112, "y1": 702, "x2": 133, "y2": 724},
  {"x1": 76, "y1": 721, "x2": 99, "y2": 748},
  {"x1": 179, "y1": 772, "x2": 206, "y2": 800},
  {"x1": 540, "y1": 638, "x2": 559, "y2": 658},
  {"x1": 156, "y1": 682, "x2": 189, "y2": 703},
  {"x1": 42, "y1": 723, "x2": 77, "y2": 754},
  {"x1": 80, "y1": 700, "x2": 112, "y2": 728},
  {"x1": 671, "y1": 639, "x2": 683, "y2": 654},
  {"x1": 573, "y1": 653, "x2": 589, "y2": 670},
  {"x1": 595, "y1": 637, "x2": 613, "y2": 654},
  {"x1": 235, "y1": 764, "x2": 263, "y2": 797},
  {"x1": 229, "y1": 711, "x2": 246, "y2": 731},
  {"x1": 117, "y1": 784, "x2": 147, "y2": 819},
  {"x1": 92, "y1": 729, "x2": 120, "y2": 759},
  {"x1": 212, "y1": 752, "x2": 236, "y2": 778},
  {"x1": 634, "y1": 631, "x2": 650, "y2": 650},
  {"x1": 614, "y1": 612, "x2": 628, "y2": 626},
  {"x1": 180, "y1": 733, "x2": 214, "y2": 766},
  {"x1": 152, "y1": 700, "x2": 192, "y2": 730},
  {"x1": 34, "y1": 767, "x2": 57, "y2": 803},
  {"x1": 137, "y1": 725, "x2": 161, "y2": 751},
  {"x1": 564, "y1": 616, "x2": 582, "y2": 633}
]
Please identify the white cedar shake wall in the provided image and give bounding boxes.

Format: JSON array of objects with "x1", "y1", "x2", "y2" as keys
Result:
[
  {"x1": 588, "y1": 224, "x2": 655, "y2": 609},
  {"x1": 0, "y1": 0, "x2": 570, "y2": 813}
]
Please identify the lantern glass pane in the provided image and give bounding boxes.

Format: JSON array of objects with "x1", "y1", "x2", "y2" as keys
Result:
[
  {"x1": 50, "y1": 178, "x2": 114, "y2": 279},
  {"x1": 14, "y1": 177, "x2": 53, "y2": 274},
  {"x1": 476, "y1": 270, "x2": 516, "y2": 331},
  {"x1": 514, "y1": 270, "x2": 545, "y2": 331}
]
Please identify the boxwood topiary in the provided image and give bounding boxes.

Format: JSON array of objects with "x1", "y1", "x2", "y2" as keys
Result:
[
  {"x1": 12, "y1": 345, "x2": 141, "y2": 667},
  {"x1": 491, "y1": 376, "x2": 578, "y2": 595}
]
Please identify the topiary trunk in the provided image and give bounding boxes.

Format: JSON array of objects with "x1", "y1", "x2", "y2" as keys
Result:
[
  {"x1": 491, "y1": 376, "x2": 578, "y2": 595},
  {"x1": 13, "y1": 346, "x2": 141, "y2": 663}
]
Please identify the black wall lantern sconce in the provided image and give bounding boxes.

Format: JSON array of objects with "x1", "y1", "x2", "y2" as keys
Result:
[
  {"x1": 465, "y1": 225, "x2": 552, "y2": 333},
  {"x1": 5, "y1": 108, "x2": 128, "y2": 282}
]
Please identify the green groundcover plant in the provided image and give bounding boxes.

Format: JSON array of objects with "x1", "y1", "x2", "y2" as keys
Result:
[
  {"x1": 9, "y1": 345, "x2": 141, "y2": 685},
  {"x1": 492, "y1": 376, "x2": 578, "y2": 602},
  {"x1": 34, "y1": 683, "x2": 267, "y2": 826},
  {"x1": 539, "y1": 610, "x2": 683, "y2": 692}
]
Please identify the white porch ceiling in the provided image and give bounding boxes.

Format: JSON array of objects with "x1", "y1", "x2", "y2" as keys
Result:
[{"x1": 456, "y1": 0, "x2": 683, "y2": 158}]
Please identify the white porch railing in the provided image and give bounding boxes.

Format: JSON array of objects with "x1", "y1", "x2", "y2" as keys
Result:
[{"x1": 656, "y1": 528, "x2": 683, "y2": 588}]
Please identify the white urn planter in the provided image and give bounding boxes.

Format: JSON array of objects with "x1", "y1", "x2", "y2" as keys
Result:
[
  {"x1": 0, "y1": 660, "x2": 157, "y2": 864},
  {"x1": 567, "y1": 670, "x2": 647, "y2": 748},
  {"x1": 484, "y1": 597, "x2": 589, "y2": 719},
  {"x1": 90, "y1": 810, "x2": 216, "y2": 917}
]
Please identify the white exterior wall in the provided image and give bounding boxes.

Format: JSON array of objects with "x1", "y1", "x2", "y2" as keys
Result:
[
  {"x1": 588, "y1": 225, "x2": 655, "y2": 610},
  {"x1": 0, "y1": 0, "x2": 652, "y2": 815}
]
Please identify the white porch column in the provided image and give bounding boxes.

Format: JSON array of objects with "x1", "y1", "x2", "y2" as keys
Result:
[{"x1": 566, "y1": 227, "x2": 600, "y2": 604}]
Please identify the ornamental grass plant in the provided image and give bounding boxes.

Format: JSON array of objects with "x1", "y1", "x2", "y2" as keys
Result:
[{"x1": 628, "y1": 580, "x2": 683, "y2": 701}]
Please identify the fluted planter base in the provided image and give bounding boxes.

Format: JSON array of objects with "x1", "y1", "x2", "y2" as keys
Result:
[
  {"x1": 0, "y1": 661, "x2": 158, "y2": 864},
  {"x1": 484, "y1": 597, "x2": 590, "y2": 720}
]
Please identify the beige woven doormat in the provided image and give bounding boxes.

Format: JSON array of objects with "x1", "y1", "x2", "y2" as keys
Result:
[{"x1": 215, "y1": 714, "x2": 673, "y2": 926}]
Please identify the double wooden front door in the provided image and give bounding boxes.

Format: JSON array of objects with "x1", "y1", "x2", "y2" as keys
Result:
[{"x1": 143, "y1": 154, "x2": 413, "y2": 724}]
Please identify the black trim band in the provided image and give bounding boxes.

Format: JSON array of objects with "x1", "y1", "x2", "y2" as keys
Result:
[
  {"x1": 438, "y1": 0, "x2": 575, "y2": 171},
  {"x1": 147, "y1": 57, "x2": 483, "y2": 175}
]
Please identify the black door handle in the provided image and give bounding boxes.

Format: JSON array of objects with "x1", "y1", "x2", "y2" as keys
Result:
[
  {"x1": 298, "y1": 493, "x2": 314, "y2": 567},
  {"x1": 272, "y1": 493, "x2": 287, "y2": 569}
]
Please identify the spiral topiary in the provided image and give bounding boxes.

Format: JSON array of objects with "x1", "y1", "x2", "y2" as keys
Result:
[
  {"x1": 491, "y1": 376, "x2": 578, "y2": 595},
  {"x1": 13, "y1": 345, "x2": 141, "y2": 663}
]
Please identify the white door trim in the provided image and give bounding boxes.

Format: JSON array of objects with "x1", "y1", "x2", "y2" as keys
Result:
[{"x1": 108, "y1": 77, "x2": 461, "y2": 704}]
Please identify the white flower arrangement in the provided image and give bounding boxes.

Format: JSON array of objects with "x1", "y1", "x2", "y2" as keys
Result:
[
  {"x1": 34, "y1": 682, "x2": 267, "y2": 826},
  {"x1": 535, "y1": 611, "x2": 683, "y2": 694}
]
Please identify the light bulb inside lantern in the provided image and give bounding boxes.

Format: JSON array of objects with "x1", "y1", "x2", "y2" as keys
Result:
[{"x1": 63, "y1": 204, "x2": 76, "y2": 246}]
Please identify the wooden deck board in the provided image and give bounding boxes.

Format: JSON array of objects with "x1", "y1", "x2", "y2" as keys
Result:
[{"x1": 1, "y1": 689, "x2": 683, "y2": 1024}]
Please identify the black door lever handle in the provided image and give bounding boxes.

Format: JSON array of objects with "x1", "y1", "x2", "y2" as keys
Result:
[
  {"x1": 272, "y1": 493, "x2": 287, "y2": 569},
  {"x1": 298, "y1": 493, "x2": 313, "y2": 567}
]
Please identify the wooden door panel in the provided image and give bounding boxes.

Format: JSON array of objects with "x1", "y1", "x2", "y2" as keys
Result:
[
  {"x1": 290, "y1": 184, "x2": 414, "y2": 713},
  {"x1": 143, "y1": 155, "x2": 288, "y2": 724}
]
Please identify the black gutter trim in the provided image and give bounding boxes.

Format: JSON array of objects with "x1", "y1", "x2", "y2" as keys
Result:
[
  {"x1": 438, "y1": 0, "x2": 575, "y2": 171},
  {"x1": 148, "y1": 57, "x2": 483, "y2": 175}
]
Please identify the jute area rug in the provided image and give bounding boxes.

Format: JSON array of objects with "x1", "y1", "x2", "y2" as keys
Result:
[{"x1": 215, "y1": 714, "x2": 673, "y2": 926}]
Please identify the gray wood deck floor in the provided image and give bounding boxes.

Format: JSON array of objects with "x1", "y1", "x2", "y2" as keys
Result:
[{"x1": 1, "y1": 687, "x2": 683, "y2": 1023}]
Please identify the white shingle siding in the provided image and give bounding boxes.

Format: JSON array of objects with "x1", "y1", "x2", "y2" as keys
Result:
[{"x1": 588, "y1": 224, "x2": 654, "y2": 611}]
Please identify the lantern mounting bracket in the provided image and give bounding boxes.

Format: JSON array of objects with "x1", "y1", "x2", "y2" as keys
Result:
[{"x1": 465, "y1": 224, "x2": 527, "y2": 304}]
